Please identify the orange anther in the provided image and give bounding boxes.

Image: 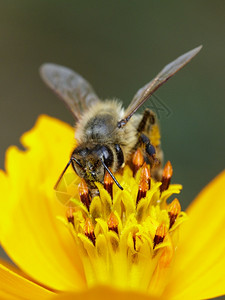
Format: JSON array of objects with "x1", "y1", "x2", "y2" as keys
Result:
[
  {"x1": 66, "y1": 207, "x2": 75, "y2": 225},
  {"x1": 104, "y1": 170, "x2": 114, "y2": 185},
  {"x1": 107, "y1": 212, "x2": 119, "y2": 234},
  {"x1": 156, "y1": 223, "x2": 167, "y2": 238},
  {"x1": 84, "y1": 218, "x2": 96, "y2": 245},
  {"x1": 168, "y1": 198, "x2": 181, "y2": 228},
  {"x1": 132, "y1": 148, "x2": 144, "y2": 176},
  {"x1": 160, "y1": 161, "x2": 173, "y2": 193},
  {"x1": 136, "y1": 163, "x2": 151, "y2": 205},
  {"x1": 153, "y1": 224, "x2": 167, "y2": 249},
  {"x1": 78, "y1": 179, "x2": 89, "y2": 195},
  {"x1": 78, "y1": 179, "x2": 90, "y2": 209},
  {"x1": 136, "y1": 177, "x2": 149, "y2": 205},
  {"x1": 104, "y1": 170, "x2": 114, "y2": 199},
  {"x1": 168, "y1": 198, "x2": 181, "y2": 215},
  {"x1": 84, "y1": 218, "x2": 94, "y2": 234},
  {"x1": 162, "y1": 161, "x2": 173, "y2": 179},
  {"x1": 141, "y1": 162, "x2": 151, "y2": 189}
]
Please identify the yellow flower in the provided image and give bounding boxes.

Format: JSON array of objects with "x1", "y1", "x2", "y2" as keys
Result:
[{"x1": 0, "y1": 115, "x2": 224, "y2": 300}]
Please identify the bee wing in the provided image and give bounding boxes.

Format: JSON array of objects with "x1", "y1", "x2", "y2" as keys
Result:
[
  {"x1": 118, "y1": 46, "x2": 202, "y2": 128},
  {"x1": 40, "y1": 63, "x2": 100, "y2": 121}
]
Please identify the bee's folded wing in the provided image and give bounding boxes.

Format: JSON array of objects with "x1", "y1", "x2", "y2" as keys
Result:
[{"x1": 40, "y1": 63, "x2": 100, "y2": 121}]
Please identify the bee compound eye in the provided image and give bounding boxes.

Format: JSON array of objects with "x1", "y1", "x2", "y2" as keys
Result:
[
  {"x1": 114, "y1": 144, "x2": 124, "y2": 169},
  {"x1": 93, "y1": 145, "x2": 113, "y2": 168},
  {"x1": 102, "y1": 146, "x2": 114, "y2": 167}
]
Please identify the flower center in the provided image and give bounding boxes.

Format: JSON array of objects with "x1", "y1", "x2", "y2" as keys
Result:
[{"x1": 59, "y1": 151, "x2": 186, "y2": 296}]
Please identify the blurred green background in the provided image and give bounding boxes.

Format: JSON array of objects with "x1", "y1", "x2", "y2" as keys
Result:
[{"x1": 0, "y1": 0, "x2": 224, "y2": 279}]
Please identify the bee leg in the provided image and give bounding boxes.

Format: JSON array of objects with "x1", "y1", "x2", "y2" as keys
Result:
[
  {"x1": 139, "y1": 133, "x2": 159, "y2": 167},
  {"x1": 137, "y1": 109, "x2": 161, "y2": 177},
  {"x1": 137, "y1": 108, "x2": 156, "y2": 133}
]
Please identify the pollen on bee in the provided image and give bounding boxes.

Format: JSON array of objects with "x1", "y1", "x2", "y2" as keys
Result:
[
  {"x1": 168, "y1": 198, "x2": 181, "y2": 228},
  {"x1": 153, "y1": 224, "x2": 167, "y2": 249},
  {"x1": 104, "y1": 170, "x2": 114, "y2": 200},
  {"x1": 66, "y1": 207, "x2": 75, "y2": 225},
  {"x1": 107, "y1": 212, "x2": 119, "y2": 234},
  {"x1": 84, "y1": 218, "x2": 96, "y2": 245},
  {"x1": 78, "y1": 179, "x2": 90, "y2": 209},
  {"x1": 160, "y1": 161, "x2": 173, "y2": 193},
  {"x1": 132, "y1": 148, "x2": 144, "y2": 177}
]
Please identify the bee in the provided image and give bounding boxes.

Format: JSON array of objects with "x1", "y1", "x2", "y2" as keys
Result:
[{"x1": 40, "y1": 46, "x2": 202, "y2": 197}]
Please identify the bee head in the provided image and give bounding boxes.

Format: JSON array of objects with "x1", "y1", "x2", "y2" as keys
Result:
[
  {"x1": 54, "y1": 144, "x2": 123, "y2": 191},
  {"x1": 71, "y1": 146, "x2": 105, "y2": 184},
  {"x1": 71, "y1": 144, "x2": 123, "y2": 190}
]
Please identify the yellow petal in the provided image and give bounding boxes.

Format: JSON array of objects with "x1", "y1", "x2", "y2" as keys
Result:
[
  {"x1": 50, "y1": 285, "x2": 161, "y2": 300},
  {"x1": 0, "y1": 259, "x2": 54, "y2": 300},
  {"x1": 164, "y1": 170, "x2": 225, "y2": 299},
  {"x1": 0, "y1": 116, "x2": 85, "y2": 291}
]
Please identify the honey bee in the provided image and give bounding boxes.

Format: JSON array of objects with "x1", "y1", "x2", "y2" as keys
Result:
[{"x1": 40, "y1": 46, "x2": 202, "y2": 197}]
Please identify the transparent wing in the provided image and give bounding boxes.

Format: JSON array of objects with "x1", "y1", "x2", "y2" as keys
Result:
[
  {"x1": 40, "y1": 63, "x2": 100, "y2": 121},
  {"x1": 118, "y1": 46, "x2": 202, "y2": 128}
]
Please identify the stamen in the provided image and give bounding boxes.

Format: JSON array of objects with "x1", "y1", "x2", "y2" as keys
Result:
[
  {"x1": 136, "y1": 163, "x2": 150, "y2": 205},
  {"x1": 84, "y1": 218, "x2": 96, "y2": 245},
  {"x1": 160, "y1": 161, "x2": 173, "y2": 193},
  {"x1": 107, "y1": 212, "x2": 119, "y2": 234},
  {"x1": 104, "y1": 170, "x2": 114, "y2": 200},
  {"x1": 78, "y1": 179, "x2": 90, "y2": 209},
  {"x1": 66, "y1": 207, "x2": 75, "y2": 225},
  {"x1": 140, "y1": 162, "x2": 151, "y2": 189},
  {"x1": 168, "y1": 198, "x2": 181, "y2": 228},
  {"x1": 132, "y1": 148, "x2": 144, "y2": 177},
  {"x1": 136, "y1": 178, "x2": 149, "y2": 205},
  {"x1": 153, "y1": 224, "x2": 167, "y2": 249}
]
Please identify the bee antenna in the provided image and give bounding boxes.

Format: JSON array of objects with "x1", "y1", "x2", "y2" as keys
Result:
[
  {"x1": 54, "y1": 159, "x2": 72, "y2": 189},
  {"x1": 101, "y1": 160, "x2": 123, "y2": 190}
]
